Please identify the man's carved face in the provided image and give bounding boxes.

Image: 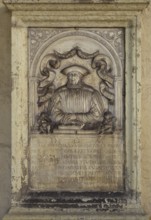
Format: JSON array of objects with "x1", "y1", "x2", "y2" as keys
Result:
[{"x1": 67, "y1": 71, "x2": 82, "y2": 85}]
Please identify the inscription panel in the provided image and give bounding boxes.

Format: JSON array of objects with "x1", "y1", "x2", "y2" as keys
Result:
[
  {"x1": 30, "y1": 133, "x2": 123, "y2": 191},
  {"x1": 29, "y1": 28, "x2": 124, "y2": 193}
]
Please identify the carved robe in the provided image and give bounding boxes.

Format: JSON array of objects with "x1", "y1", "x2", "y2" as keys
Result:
[{"x1": 49, "y1": 83, "x2": 105, "y2": 125}]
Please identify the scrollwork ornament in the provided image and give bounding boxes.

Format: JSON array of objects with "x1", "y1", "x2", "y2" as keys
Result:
[
  {"x1": 92, "y1": 54, "x2": 114, "y2": 103},
  {"x1": 37, "y1": 67, "x2": 56, "y2": 107}
]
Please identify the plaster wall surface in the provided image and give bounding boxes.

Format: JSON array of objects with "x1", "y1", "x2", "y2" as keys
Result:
[{"x1": 0, "y1": 0, "x2": 151, "y2": 219}]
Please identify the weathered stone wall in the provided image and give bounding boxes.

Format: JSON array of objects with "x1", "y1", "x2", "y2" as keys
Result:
[
  {"x1": 0, "y1": 1, "x2": 11, "y2": 219},
  {"x1": 0, "y1": 0, "x2": 151, "y2": 219},
  {"x1": 141, "y1": 3, "x2": 151, "y2": 214}
]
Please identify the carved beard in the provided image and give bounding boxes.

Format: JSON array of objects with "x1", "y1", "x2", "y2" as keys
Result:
[{"x1": 66, "y1": 81, "x2": 83, "y2": 89}]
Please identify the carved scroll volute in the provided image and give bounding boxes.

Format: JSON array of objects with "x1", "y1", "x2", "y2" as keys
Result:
[
  {"x1": 37, "y1": 54, "x2": 61, "y2": 107},
  {"x1": 92, "y1": 54, "x2": 114, "y2": 104}
]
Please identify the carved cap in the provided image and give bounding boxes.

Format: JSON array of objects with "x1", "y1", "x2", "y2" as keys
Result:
[{"x1": 61, "y1": 65, "x2": 90, "y2": 76}]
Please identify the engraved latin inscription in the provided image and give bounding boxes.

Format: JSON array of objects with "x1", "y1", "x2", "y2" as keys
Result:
[{"x1": 30, "y1": 134, "x2": 123, "y2": 191}]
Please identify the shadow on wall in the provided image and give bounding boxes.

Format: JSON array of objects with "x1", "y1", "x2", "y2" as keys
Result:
[{"x1": 0, "y1": 1, "x2": 11, "y2": 220}]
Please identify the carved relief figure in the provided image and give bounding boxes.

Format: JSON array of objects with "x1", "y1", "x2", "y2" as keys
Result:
[
  {"x1": 49, "y1": 65, "x2": 105, "y2": 128},
  {"x1": 36, "y1": 47, "x2": 115, "y2": 134}
]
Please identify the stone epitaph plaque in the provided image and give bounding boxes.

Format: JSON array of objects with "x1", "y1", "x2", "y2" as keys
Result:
[
  {"x1": 29, "y1": 28, "x2": 124, "y2": 192},
  {"x1": 3, "y1": 1, "x2": 149, "y2": 218}
]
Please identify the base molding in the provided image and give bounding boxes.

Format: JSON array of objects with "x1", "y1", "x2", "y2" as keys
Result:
[{"x1": 3, "y1": 208, "x2": 149, "y2": 220}]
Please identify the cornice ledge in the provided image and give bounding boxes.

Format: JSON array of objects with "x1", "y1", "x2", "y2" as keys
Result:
[{"x1": 3, "y1": 0, "x2": 150, "y2": 12}]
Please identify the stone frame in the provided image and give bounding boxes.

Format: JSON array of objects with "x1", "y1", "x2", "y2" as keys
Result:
[{"x1": 3, "y1": 1, "x2": 150, "y2": 219}]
